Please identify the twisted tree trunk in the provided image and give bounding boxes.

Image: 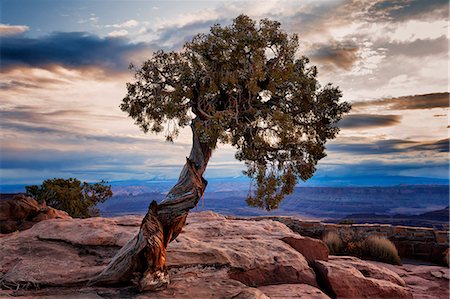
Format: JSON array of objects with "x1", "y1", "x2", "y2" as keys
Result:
[{"x1": 89, "y1": 118, "x2": 212, "y2": 291}]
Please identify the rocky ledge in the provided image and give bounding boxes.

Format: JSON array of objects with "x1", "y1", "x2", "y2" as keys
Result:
[{"x1": 0, "y1": 211, "x2": 448, "y2": 298}]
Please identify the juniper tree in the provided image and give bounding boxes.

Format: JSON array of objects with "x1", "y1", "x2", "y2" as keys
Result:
[
  {"x1": 26, "y1": 178, "x2": 112, "y2": 218},
  {"x1": 91, "y1": 15, "x2": 350, "y2": 291}
]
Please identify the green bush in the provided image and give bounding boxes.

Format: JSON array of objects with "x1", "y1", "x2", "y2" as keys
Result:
[
  {"x1": 363, "y1": 235, "x2": 401, "y2": 265},
  {"x1": 25, "y1": 178, "x2": 113, "y2": 218},
  {"x1": 322, "y1": 231, "x2": 343, "y2": 254}
]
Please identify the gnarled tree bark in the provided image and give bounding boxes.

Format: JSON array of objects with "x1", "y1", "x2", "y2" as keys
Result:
[{"x1": 88, "y1": 118, "x2": 212, "y2": 291}]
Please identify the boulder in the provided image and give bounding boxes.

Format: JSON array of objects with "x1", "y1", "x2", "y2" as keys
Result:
[
  {"x1": 0, "y1": 196, "x2": 40, "y2": 221},
  {"x1": 314, "y1": 259, "x2": 413, "y2": 298},
  {"x1": 168, "y1": 211, "x2": 318, "y2": 287},
  {"x1": 0, "y1": 195, "x2": 71, "y2": 234},
  {"x1": 329, "y1": 256, "x2": 405, "y2": 287}
]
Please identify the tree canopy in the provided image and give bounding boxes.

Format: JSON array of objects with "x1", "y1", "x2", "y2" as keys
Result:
[
  {"x1": 25, "y1": 178, "x2": 113, "y2": 218},
  {"x1": 121, "y1": 15, "x2": 350, "y2": 211}
]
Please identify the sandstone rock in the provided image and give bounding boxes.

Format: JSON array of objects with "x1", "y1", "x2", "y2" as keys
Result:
[
  {"x1": 258, "y1": 283, "x2": 330, "y2": 298},
  {"x1": 168, "y1": 212, "x2": 318, "y2": 287},
  {"x1": 0, "y1": 195, "x2": 40, "y2": 221},
  {"x1": 329, "y1": 256, "x2": 406, "y2": 287},
  {"x1": 34, "y1": 216, "x2": 139, "y2": 247},
  {"x1": 0, "y1": 195, "x2": 71, "y2": 234},
  {"x1": 1, "y1": 269, "x2": 269, "y2": 299},
  {"x1": 281, "y1": 236, "x2": 329, "y2": 263},
  {"x1": 0, "y1": 217, "x2": 140, "y2": 287},
  {"x1": 1, "y1": 211, "x2": 443, "y2": 299},
  {"x1": 367, "y1": 260, "x2": 449, "y2": 299},
  {"x1": 31, "y1": 207, "x2": 70, "y2": 222},
  {"x1": 314, "y1": 259, "x2": 413, "y2": 298}
]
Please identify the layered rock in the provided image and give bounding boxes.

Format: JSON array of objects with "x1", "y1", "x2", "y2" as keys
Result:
[{"x1": 0, "y1": 211, "x2": 429, "y2": 298}]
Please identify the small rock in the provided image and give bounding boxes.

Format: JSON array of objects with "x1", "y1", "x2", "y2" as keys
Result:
[
  {"x1": 431, "y1": 271, "x2": 443, "y2": 279},
  {"x1": 258, "y1": 283, "x2": 330, "y2": 298}
]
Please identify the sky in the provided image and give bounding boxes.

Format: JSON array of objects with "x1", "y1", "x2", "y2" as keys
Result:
[{"x1": 0, "y1": 0, "x2": 449, "y2": 189}]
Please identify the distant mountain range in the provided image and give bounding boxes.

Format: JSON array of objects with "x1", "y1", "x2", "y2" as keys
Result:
[
  {"x1": 2, "y1": 174, "x2": 448, "y2": 193},
  {"x1": 333, "y1": 206, "x2": 449, "y2": 229},
  {"x1": 2, "y1": 177, "x2": 448, "y2": 229},
  {"x1": 98, "y1": 185, "x2": 449, "y2": 229}
]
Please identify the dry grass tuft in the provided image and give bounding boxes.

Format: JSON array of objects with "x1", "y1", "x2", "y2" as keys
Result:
[
  {"x1": 322, "y1": 230, "x2": 401, "y2": 265},
  {"x1": 322, "y1": 231, "x2": 343, "y2": 254},
  {"x1": 363, "y1": 235, "x2": 401, "y2": 265}
]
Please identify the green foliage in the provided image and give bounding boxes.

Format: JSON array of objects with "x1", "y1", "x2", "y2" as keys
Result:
[
  {"x1": 121, "y1": 15, "x2": 350, "y2": 210},
  {"x1": 25, "y1": 178, "x2": 113, "y2": 218},
  {"x1": 362, "y1": 235, "x2": 401, "y2": 265},
  {"x1": 322, "y1": 230, "x2": 401, "y2": 265},
  {"x1": 322, "y1": 231, "x2": 343, "y2": 254}
]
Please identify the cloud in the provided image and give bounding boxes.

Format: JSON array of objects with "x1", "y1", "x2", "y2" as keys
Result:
[
  {"x1": 155, "y1": 18, "x2": 228, "y2": 50},
  {"x1": 409, "y1": 138, "x2": 449, "y2": 153},
  {"x1": 328, "y1": 138, "x2": 449, "y2": 155},
  {"x1": 353, "y1": 92, "x2": 449, "y2": 110},
  {"x1": 105, "y1": 19, "x2": 139, "y2": 28},
  {"x1": 386, "y1": 36, "x2": 448, "y2": 58},
  {"x1": 314, "y1": 159, "x2": 449, "y2": 181},
  {"x1": 310, "y1": 41, "x2": 359, "y2": 70},
  {"x1": 0, "y1": 146, "x2": 148, "y2": 172},
  {"x1": 0, "y1": 24, "x2": 29, "y2": 36},
  {"x1": 0, "y1": 80, "x2": 39, "y2": 90},
  {"x1": 339, "y1": 114, "x2": 401, "y2": 128},
  {"x1": 366, "y1": 0, "x2": 449, "y2": 22},
  {"x1": 0, "y1": 32, "x2": 147, "y2": 72},
  {"x1": 108, "y1": 29, "x2": 129, "y2": 37}
]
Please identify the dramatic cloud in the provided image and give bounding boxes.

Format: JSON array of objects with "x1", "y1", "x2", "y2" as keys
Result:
[
  {"x1": 339, "y1": 114, "x2": 401, "y2": 128},
  {"x1": 310, "y1": 41, "x2": 359, "y2": 70},
  {"x1": 0, "y1": 24, "x2": 29, "y2": 36},
  {"x1": 365, "y1": 0, "x2": 449, "y2": 22},
  {"x1": 0, "y1": 0, "x2": 448, "y2": 186},
  {"x1": 409, "y1": 138, "x2": 449, "y2": 153},
  {"x1": 353, "y1": 93, "x2": 449, "y2": 110},
  {"x1": 0, "y1": 32, "x2": 148, "y2": 71}
]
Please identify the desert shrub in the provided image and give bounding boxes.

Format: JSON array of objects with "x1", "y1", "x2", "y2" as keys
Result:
[
  {"x1": 338, "y1": 230, "x2": 365, "y2": 256},
  {"x1": 322, "y1": 231, "x2": 343, "y2": 254},
  {"x1": 362, "y1": 235, "x2": 401, "y2": 265},
  {"x1": 339, "y1": 219, "x2": 355, "y2": 225}
]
